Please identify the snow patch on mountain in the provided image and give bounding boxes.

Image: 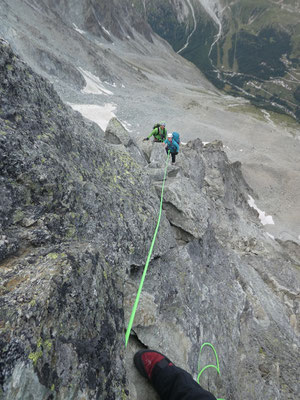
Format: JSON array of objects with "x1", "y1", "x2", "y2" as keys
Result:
[
  {"x1": 197, "y1": 0, "x2": 224, "y2": 64},
  {"x1": 68, "y1": 103, "x2": 116, "y2": 130},
  {"x1": 198, "y1": 0, "x2": 223, "y2": 26},
  {"x1": 73, "y1": 24, "x2": 85, "y2": 35},
  {"x1": 79, "y1": 68, "x2": 113, "y2": 95},
  {"x1": 177, "y1": 0, "x2": 197, "y2": 54},
  {"x1": 248, "y1": 195, "x2": 275, "y2": 225}
]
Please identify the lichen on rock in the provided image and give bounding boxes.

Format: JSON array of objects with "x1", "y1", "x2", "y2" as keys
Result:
[{"x1": 0, "y1": 37, "x2": 299, "y2": 400}]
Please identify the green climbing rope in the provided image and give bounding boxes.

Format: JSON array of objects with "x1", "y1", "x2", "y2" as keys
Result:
[
  {"x1": 197, "y1": 342, "x2": 225, "y2": 400},
  {"x1": 125, "y1": 151, "x2": 170, "y2": 347}
]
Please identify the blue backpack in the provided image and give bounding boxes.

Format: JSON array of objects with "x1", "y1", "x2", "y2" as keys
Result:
[{"x1": 172, "y1": 132, "x2": 180, "y2": 145}]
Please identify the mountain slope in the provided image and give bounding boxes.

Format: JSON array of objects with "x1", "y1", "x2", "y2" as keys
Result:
[
  {"x1": 137, "y1": 0, "x2": 300, "y2": 120},
  {"x1": 1, "y1": 38, "x2": 300, "y2": 399},
  {"x1": 0, "y1": 0, "x2": 299, "y2": 244}
]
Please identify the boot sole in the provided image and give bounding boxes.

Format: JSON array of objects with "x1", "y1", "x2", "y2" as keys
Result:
[{"x1": 133, "y1": 350, "x2": 171, "y2": 380}]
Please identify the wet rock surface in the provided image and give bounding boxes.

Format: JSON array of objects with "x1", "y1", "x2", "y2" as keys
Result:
[{"x1": 0, "y1": 40, "x2": 299, "y2": 400}]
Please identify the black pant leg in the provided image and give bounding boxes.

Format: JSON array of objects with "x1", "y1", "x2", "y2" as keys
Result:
[
  {"x1": 171, "y1": 153, "x2": 176, "y2": 163},
  {"x1": 152, "y1": 362, "x2": 216, "y2": 400}
]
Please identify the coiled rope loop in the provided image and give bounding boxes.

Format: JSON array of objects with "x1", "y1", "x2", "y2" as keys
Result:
[{"x1": 197, "y1": 342, "x2": 225, "y2": 400}]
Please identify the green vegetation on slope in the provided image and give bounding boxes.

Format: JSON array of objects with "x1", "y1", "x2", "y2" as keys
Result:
[
  {"x1": 132, "y1": 0, "x2": 191, "y2": 51},
  {"x1": 133, "y1": 0, "x2": 300, "y2": 120},
  {"x1": 215, "y1": 0, "x2": 300, "y2": 119}
]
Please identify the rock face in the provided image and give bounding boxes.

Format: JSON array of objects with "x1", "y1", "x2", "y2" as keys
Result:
[
  {"x1": 0, "y1": 38, "x2": 173, "y2": 399},
  {"x1": 0, "y1": 39, "x2": 300, "y2": 400},
  {"x1": 36, "y1": 0, "x2": 153, "y2": 42},
  {"x1": 127, "y1": 137, "x2": 300, "y2": 400},
  {"x1": 0, "y1": 0, "x2": 155, "y2": 95}
]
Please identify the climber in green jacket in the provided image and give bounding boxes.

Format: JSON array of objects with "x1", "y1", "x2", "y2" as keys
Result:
[{"x1": 144, "y1": 122, "x2": 167, "y2": 142}]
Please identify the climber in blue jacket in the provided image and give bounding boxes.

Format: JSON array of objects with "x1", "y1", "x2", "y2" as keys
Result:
[{"x1": 164, "y1": 132, "x2": 179, "y2": 165}]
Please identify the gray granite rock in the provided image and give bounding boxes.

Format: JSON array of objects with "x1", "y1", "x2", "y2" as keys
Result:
[
  {"x1": 105, "y1": 118, "x2": 148, "y2": 167},
  {"x1": 0, "y1": 39, "x2": 174, "y2": 400},
  {"x1": 124, "y1": 128, "x2": 300, "y2": 400},
  {"x1": 1, "y1": 39, "x2": 299, "y2": 400}
]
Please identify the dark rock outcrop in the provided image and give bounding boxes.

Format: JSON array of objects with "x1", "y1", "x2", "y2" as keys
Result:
[{"x1": 0, "y1": 38, "x2": 173, "y2": 399}]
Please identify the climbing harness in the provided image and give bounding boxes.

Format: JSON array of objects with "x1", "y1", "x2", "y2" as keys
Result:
[
  {"x1": 125, "y1": 151, "x2": 171, "y2": 347},
  {"x1": 197, "y1": 342, "x2": 225, "y2": 400}
]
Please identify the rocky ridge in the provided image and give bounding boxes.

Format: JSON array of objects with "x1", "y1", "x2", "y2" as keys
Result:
[
  {"x1": 0, "y1": 38, "x2": 173, "y2": 399},
  {"x1": 0, "y1": 39, "x2": 299, "y2": 400},
  {"x1": 1, "y1": 0, "x2": 299, "y2": 245}
]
